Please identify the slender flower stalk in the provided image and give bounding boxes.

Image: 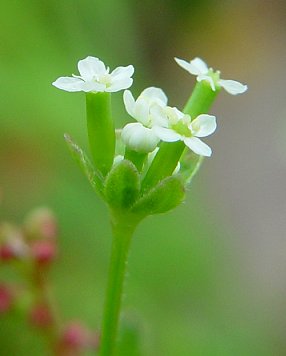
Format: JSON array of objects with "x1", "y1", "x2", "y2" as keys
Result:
[
  {"x1": 86, "y1": 92, "x2": 115, "y2": 176},
  {"x1": 100, "y1": 215, "x2": 138, "y2": 356}
]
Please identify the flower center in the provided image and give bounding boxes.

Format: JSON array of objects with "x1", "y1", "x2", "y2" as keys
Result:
[
  {"x1": 99, "y1": 74, "x2": 112, "y2": 87},
  {"x1": 207, "y1": 69, "x2": 221, "y2": 87},
  {"x1": 172, "y1": 120, "x2": 192, "y2": 137}
]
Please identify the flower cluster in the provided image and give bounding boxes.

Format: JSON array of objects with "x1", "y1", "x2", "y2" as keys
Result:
[
  {"x1": 121, "y1": 88, "x2": 216, "y2": 156},
  {"x1": 53, "y1": 55, "x2": 247, "y2": 163}
]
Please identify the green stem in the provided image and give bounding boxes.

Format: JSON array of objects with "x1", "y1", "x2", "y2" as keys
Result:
[
  {"x1": 86, "y1": 92, "x2": 115, "y2": 177},
  {"x1": 183, "y1": 80, "x2": 219, "y2": 118},
  {"x1": 100, "y1": 215, "x2": 138, "y2": 356},
  {"x1": 141, "y1": 81, "x2": 220, "y2": 191},
  {"x1": 124, "y1": 148, "x2": 147, "y2": 172}
]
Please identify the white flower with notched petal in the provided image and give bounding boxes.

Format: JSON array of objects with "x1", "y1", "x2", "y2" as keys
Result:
[
  {"x1": 175, "y1": 57, "x2": 247, "y2": 95},
  {"x1": 121, "y1": 87, "x2": 168, "y2": 153},
  {"x1": 153, "y1": 107, "x2": 217, "y2": 157},
  {"x1": 52, "y1": 56, "x2": 134, "y2": 93}
]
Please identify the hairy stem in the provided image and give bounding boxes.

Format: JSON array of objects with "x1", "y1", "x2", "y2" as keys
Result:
[{"x1": 100, "y1": 215, "x2": 137, "y2": 356}]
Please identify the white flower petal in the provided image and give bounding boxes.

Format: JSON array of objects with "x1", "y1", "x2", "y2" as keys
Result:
[
  {"x1": 122, "y1": 123, "x2": 159, "y2": 153},
  {"x1": 152, "y1": 126, "x2": 181, "y2": 142},
  {"x1": 80, "y1": 81, "x2": 106, "y2": 92},
  {"x1": 175, "y1": 57, "x2": 209, "y2": 75},
  {"x1": 123, "y1": 90, "x2": 136, "y2": 117},
  {"x1": 106, "y1": 77, "x2": 133, "y2": 92},
  {"x1": 197, "y1": 74, "x2": 216, "y2": 91},
  {"x1": 77, "y1": 56, "x2": 107, "y2": 81},
  {"x1": 52, "y1": 76, "x2": 85, "y2": 92},
  {"x1": 133, "y1": 97, "x2": 150, "y2": 126},
  {"x1": 106, "y1": 65, "x2": 134, "y2": 92},
  {"x1": 175, "y1": 57, "x2": 196, "y2": 75},
  {"x1": 189, "y1": 57, "x2": 209, "y2": 74},
  {"x1": 218, "y1": 79, "x2": 248, "y2": 95},
  {"x1": 190, "y1": 114, "x2": 217, "y2": 137},
  {"x1": 149, "y1": 104, "x2": 169, "y2": 127},
  {"x1": 183, "y1": 137, "x2": 212, "y2": 157},
  {"x1": 110, "y1": 65, "x2": 134, "y2": 81},
  {"x1": 140, "y1": 87, "x2": 168, "y2": 105}
]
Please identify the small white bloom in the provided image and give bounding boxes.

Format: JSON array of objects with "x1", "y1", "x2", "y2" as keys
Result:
[
  {"x1": 122, "y1": 87, "x2": 168, "y2": 153},
  {"x1": 175, "y1": 57, "x2": 248, "y2": 95},
  {"x1": 52, "y1": 56, "x2": 134, "y2": 93},
  {"x1": 153, "y1": 107, "x2": 217, "y2": 157}
]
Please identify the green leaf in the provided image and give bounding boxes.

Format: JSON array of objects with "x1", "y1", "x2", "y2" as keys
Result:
[
  {"x1": 64, "y1": 134, "x2": 104, "y2": 197},
  {"x1": 104, "y1": 160, "x2": 140, "y2": 211},
  {"x1": 132, "y1": 175, "x2": 185, "y2": 217}
]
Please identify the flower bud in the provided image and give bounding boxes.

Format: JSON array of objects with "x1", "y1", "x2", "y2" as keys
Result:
[
  {"x1": 31, "y1": 240, "x2": 57, "y2": 265},
  {"x1": 62, "y1": 322, "x2": 89, "y2": 349},
  {"x1": 122, "y1": 123, "x2": 159, "y2": 153},
  {"x1": 24, "y1": 208, "x2": 58, "y2": 241},
  {"x1": 0, "y1": 223, "x2": 28, "y2": 261},
  {"x1": 104, "y1": 160, "x2": 140, "y2": 211},
  {"x1": 58, "y1": 321, "x2": 100, "y2": 354},
  {"x1": 0, "y1": 244, "x2": 15, "y2": 261},
  {"x1": 29, "y1": 303, "x2": 53, "y2": 328}
]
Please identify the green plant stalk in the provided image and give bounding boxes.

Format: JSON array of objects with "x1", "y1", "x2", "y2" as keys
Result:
[
  {"x1": 100, "y1": 214, "x2": 139, "y2": 356},
  {"x1": 124, "y1": 148, "x2": 147, "y2": 172},
  {"x1": 142, "y1": 81, "x2": 220, "y2": 191},
  {"x1": 86, "y1": 92, "x2": 115, "y2": 177}
]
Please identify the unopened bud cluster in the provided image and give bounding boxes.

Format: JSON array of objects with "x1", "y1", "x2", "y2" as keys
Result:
[{"x1": 0, "y1": 207, "x2": 99, "y2": 354}]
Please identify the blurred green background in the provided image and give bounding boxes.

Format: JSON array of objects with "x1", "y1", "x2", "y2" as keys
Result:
[{"x1": 1, "y1": 0, "x2": 286, "y2": 355}]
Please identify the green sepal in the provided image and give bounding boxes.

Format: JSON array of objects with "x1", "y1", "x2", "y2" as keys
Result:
[
  {"x1": 132, "y1": 175, "x2": 185, "y2": 217},
  {"x1": 180, "y1": 151, "x2": 204, "y2": 184},
  {"x1": 104, "y1": 160, "x2": 140, "y2": 211},
  {"x1": 64, "y1": 134, "x2": 104, "y2": 197}
]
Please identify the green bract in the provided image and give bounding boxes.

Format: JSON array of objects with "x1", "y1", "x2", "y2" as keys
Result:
[
  {"x1": 104, "y1": 160, "x2": 140, "y2": 211},
  {"x1": 132, "y1": 176, "x2": 185, "y2": 217},
  {"x1": 64, "y1": 134, "x2": 104, "y2": 197}
]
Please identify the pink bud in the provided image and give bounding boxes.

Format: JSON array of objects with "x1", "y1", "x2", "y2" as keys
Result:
[
  {"x1": 0, "y1": 244, "x2": 15, "y2": 261},
  {"x1": 0, "y1": 223, "x2": 27, "y2": 261},
  {"x1": 62, "y1": 322, "x2": 89, "y2": 349},
  {"x1": 31, "y1": 241, "x2": 57, "y2": 265},
  {"x1": 29, "y1": 303, "x2": 53, "y2": 328},
  {"x1": 0, "y1": 284, "x2": 12, "y2": 313}
]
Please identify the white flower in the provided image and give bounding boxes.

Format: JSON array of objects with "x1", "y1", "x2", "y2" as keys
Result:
[
  {"x1": 122, "y1": 87, "x2": 168, "y2": 153},
  {"x1": 52, "y1": 56, "x2": 134, "y2": 93},
  {"x1": 152, "y1": 107, "x2": 217, "y2": 157},
  {"x1": 175, "y1": 57, "x2": 248, "y2": 95}
]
